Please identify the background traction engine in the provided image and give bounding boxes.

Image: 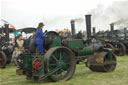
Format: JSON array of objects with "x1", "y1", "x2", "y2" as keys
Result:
[
  {"x1": 0, "y1": 24, "x2": 15, "y2": 68},
  {"x1": 16, "y1": 31, "x2": 117, "y2": 82}
]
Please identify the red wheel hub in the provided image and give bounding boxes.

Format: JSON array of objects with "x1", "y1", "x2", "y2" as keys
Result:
[{"x1": 32, "y1": 58, "x2": 43, "y2": 70}]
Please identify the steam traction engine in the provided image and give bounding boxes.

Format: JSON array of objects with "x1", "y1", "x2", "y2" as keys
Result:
[
  {"x1": 16, "y1": 15, "x2": 117, "y2": 82},
  {"x1": 0, "y1": 24, "x2": 15, "y2": 68},
  {"x1": 95, "y1": 24, "x2": 127, "y2": 56}
]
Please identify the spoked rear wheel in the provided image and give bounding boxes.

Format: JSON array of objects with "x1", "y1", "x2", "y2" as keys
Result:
[
  {"x1": 0, "y1": 51, "x2": 7, "y2": 68},
  {"x1": 104, "y1": 43, "x2": 114, "y2": 53},
  {"x1": 115, "y1": 43, "x2": 126, "y2": 56},
  {"x1": 44, "y1": 47, "x2": 76, "y2": 81}
]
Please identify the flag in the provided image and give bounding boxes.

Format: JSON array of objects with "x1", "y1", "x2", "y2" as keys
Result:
[{"x1": 10, "y1": 25, "x2": 15, "y2": 29}]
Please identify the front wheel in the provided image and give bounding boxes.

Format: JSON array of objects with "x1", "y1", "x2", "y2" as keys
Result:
[{"x1": 87, "y1": 52, "x2": 117, "y2": 72}]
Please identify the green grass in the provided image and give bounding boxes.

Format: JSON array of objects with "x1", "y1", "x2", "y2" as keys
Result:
[{"x1": 0, "y1": 56, "x2": 128, "y2": 85}]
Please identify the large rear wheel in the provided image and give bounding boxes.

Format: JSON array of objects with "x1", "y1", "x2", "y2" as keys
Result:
[
  {"x1": 44, "y1": 47, "x2": 76, "y2": 81},
  {"x1": 115, "y1": 43, "x2": 126, "y2": 56},
  {"x1": 104, "y1": 43, "x2": 114, "y2": 53}
]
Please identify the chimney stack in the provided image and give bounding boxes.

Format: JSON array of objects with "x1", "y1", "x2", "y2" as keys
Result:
[
  {"x1": 110, "y1": 23, "x2": 114, "y2": 36},
  {"x1": 85, "y1": 15, "x2": 92, "y2": 45},
  {"x1": 93, "y1": 27, "x2": 96, "y2": 36},
  {"x1": 4, "y1": 24, "x2": 10, "y2": 45},
  {"x1": 70, "y1": 20, "x2": 76, "y2": 35},
  {"x1": 124, "y1": 28, "x2": 127, "y2": 40}
]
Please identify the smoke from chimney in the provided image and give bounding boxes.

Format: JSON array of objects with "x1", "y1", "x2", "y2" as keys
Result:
[{"x1": 89, "y1": 1, "x2": 128, "y2": 31}]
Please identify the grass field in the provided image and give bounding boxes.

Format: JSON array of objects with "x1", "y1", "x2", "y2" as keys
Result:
[{"x1": 0, "y1": 56, "x2": 128, "y2": 85}]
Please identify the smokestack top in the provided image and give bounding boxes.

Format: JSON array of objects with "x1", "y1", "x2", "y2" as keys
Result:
[
  {"x1": 85, "y1": 14, "x2": 92, "y2": 16},
  {"x1": 93, "y1": 27, "x2": 96, "y2": 29},
  {"x1": 110, "y1": 23, "x2": 114, "y2": 26},
  {"x1": 71, "y1": 20, "x2": 75, "y2": 23}
]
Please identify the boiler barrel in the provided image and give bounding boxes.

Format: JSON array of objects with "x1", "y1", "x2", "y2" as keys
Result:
[{"x1": 81, "y1": 46, "x2": 93, "y2": 56}]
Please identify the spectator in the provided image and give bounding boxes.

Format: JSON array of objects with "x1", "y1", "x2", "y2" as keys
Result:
[{"x1": 11, "y1": 34, "x2": 24, "y2": 67}]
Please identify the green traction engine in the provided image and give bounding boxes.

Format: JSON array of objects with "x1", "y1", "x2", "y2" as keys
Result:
[
  {"x1": 16, "y1": 15, "x2": 117, "y2": 82},
  {"x1": 16, "y1": 31, "x2": 117, "y2": 82}
]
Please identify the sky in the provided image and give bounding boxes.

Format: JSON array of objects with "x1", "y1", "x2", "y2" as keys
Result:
[{"x1": 1, "y1": 0, "x2": 126, "y2": 32}]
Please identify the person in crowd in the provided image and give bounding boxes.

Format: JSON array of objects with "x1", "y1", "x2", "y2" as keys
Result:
[{"x1": 12, "y1": 34, "x2": 24, "y2": 67}]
